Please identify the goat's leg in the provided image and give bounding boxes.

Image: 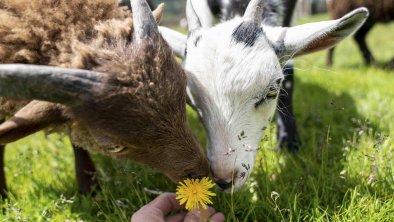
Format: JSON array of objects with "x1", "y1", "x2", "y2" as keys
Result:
[
  {"x1": 72, "y1": 145, "x2": 99, "y2": 194},
  {"x1": 276, "y1": 63, "x2": 300, "y2": 152},
  {"x1": 282, "y1": 0, "x2": 298, "y2": 27},
  {"x1": 326, "y1": 47, "x2": 335, "y2": 66},
  {"x1": 276, "y1": 1, "x2": 300, "y2": 152},
  {"x1": 0, "y1": 144, "x2": 6, "y2": 198},
  {"x1": 354, "y1": 23, "x2": 375, "y2": 66}
]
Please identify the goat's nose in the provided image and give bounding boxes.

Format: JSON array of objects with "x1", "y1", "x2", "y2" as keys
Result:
[{"x1": 214, "y1": 179, "x2": 233, "y2": 190}]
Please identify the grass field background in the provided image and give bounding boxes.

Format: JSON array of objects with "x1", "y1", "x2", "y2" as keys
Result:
[{"x1": 1, "y1": 14, "x2": 394, "y2": 221}]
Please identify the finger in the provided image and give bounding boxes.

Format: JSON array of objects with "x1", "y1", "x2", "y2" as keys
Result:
[
  {"x1": 147, "y1": 193, "x2": 184, "y2": 216},
  {"x1": 210, "y1": 212, "x2": 225, "y2": 222},
  {"x1": 165, "y1": 213, "x2": 186, "y2": 222},
  {"x1": 207, "y1": 207, "x2": 216, "y2": 215},
  {"x1": 183, "y1": 212, "x2": 200, "y2": 222},
  {"x1": 131, "y1": 206, "x2": 163, "y2": 222}
]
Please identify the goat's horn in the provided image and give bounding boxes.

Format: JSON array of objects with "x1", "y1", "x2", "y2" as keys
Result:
[
  {"x1": 186, "y1": 0, "x2": 202, "y2": 31},
  {"x1": 131, "y1": 0, "x2": 159, "y2": 40},
  {"x1": 243, "y1": 0, "x2": 264, "y2": 23},
  {"x1": 0, "y1": 64, "x2": 104, "y2": 105}
]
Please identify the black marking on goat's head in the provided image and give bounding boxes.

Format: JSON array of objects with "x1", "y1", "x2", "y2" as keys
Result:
[
  {"x1": 232, "y1": 22, "x2": 263, "y2": 47},
  {"x1": 188, "y1": 31, "x2": 202, "y2": 46},
  {"x1": 186, "y1": 31, "x2": 202, "y2": 56},
  {"x1": 194, "y1": 35, "x2": 202, "y2": 47}
]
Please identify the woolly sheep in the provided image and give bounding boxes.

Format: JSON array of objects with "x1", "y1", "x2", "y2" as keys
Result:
[{"x1": 0, "y1": 0, "x2": 209, "y2": 197}]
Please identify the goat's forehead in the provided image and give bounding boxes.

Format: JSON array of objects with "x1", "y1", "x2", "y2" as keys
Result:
[
  {"x1": 188, "y1": 20, "x2": 280, "y2": 66},
  {"x1": 186, "y1": 21, "x2": 283, "y2": 92},
  {"x1": 189, "y1": 19, "x2": 270, "y2": 47}
]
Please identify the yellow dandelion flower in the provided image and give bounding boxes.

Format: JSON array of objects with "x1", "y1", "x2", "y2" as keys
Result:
[{"x1": 176, "y1": 177, "x2": 216, "y2": 211}]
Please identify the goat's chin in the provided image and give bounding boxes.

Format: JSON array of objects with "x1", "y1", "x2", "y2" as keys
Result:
[{"x1": 216, "y1": 180, "x2": 246, "y2": 193}]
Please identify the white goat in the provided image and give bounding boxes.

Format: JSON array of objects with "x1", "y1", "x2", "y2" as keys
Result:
[{"x1": 160, "y1": 0, "x2": 368, "y2": 191}]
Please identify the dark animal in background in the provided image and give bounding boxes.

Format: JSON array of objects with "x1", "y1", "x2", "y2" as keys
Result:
[
  {"x1": 208, "y1": 0, "x2": 297, "y2": 26},
  {"x1": 206, "y1": 0, "x2": 301, "y2": 152},
  {"x1": 0, "y1": 0, "x2": 209, "y2": 198},
  {"x1": 326, "y1": 0, "x2": 394, "y2": 66}
]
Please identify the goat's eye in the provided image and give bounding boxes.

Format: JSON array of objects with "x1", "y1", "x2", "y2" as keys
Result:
[
  {"x1": 254, "y1": 90, "x2": 279, "y2": 108},
  {"x1": 108, "y1": 145, "x2": 126, "y2": 153},
  {"x1": 266, "y1": 91, "x2": 278, "y2": 99}
]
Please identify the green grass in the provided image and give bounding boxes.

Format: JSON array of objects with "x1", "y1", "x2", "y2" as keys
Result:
[{"x1": 1, "y1": 14, "x2": 394, "y2": 221}]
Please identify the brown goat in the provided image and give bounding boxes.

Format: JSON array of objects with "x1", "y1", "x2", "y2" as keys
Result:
[
  {"x1": 0, "y1": 0, "x2": 209, "y2": 198},
  {"x1": 326, "y1": 0, "x2": 394, "y2": 65}
]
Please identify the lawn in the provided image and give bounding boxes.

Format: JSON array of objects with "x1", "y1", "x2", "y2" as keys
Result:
[{"x1": 1, "y1": 14, "x2": 394, "y2": 221}]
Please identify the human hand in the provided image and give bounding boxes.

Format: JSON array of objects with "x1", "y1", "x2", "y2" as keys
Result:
[{"x1": 131, "y1": 193, "x2": 225, "y2": 222}]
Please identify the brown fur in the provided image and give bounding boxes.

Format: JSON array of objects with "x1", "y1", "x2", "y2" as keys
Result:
[
  {"x1": 0, "y1": 0, "x2": 130, "y2": 115},
  {"x1": 0, "y1": 0, "x2": 209, "y2": 182}
]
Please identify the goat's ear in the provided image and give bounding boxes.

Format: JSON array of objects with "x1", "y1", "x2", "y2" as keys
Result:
[
  {"x1": 0, "y1": 101, "x2": 68, "y2": 144},
  {"x1": 0, "y1": 64, "x2": 106, "y2": 105},
  {"x1": 159, "y1": 26, "x2": 187, "y2": 58},
  {"x1": 152, "y1": 3, "x2": 164, "y2": 24},
  {"x1": 265, "y1": 8, "x2": 369, "y2": 60}
]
